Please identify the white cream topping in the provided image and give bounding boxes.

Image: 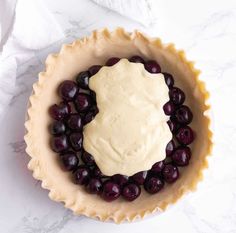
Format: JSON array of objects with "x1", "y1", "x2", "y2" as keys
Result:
[{"x1": 83, "y1": 59, "x2": 172, "y2": 176}]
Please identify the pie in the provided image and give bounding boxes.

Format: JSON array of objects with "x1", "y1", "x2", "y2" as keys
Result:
[{"x1": 24, "y1": 28, "x2": 212, "y2": 223}]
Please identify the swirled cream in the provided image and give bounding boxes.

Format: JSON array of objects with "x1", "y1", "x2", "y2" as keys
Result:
[{"x1": 83, "y1": 59, "x2": 172, "y2": 176}]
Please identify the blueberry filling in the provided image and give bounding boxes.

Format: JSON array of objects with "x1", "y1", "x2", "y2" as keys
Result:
[{"x1": 49, "y1": 56, "x2": 195, "y2": 202}]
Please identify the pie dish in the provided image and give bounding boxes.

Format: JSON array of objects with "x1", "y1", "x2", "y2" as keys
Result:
[{"x1": 24, "y1": 28, "x2": 213, "y2": 223}]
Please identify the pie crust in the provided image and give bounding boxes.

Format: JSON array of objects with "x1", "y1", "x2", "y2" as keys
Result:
[{"x1": 24, "y1": 28, "x2": 213, "y2": 223}]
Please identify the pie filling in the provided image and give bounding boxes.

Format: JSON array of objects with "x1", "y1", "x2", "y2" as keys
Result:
[
  {"x1": 49, "y1": 56, "x2": 195, "y2": 202},
  {"x1": 83, "y1": 59, "x2": 172, "y2": 176}
]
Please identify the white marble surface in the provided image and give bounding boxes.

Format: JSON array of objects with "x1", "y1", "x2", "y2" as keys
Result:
[{"x1": 1, "y1": 0, "x2": 236, "y2": 232}]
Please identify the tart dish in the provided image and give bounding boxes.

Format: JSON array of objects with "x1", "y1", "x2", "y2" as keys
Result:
[{"x1": 24, "y1": 28, "x2": 212, "y2": 223}]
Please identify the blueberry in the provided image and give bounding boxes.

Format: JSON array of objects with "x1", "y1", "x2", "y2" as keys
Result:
[
  {"x1": 144, "y1": 60, "x2": 161, "y2": 73},
  {"x1": 61, "y1": 152, "x2": 79, "y2": 171},
  {"x1": 175, "y1": 105, "x2": 193, "y2": 125},
  {"x1": 50, "y1": 121, "x2": 66, "y2": 135},
  {"x1": 144, "y1": 176, "x2": 164, "y2": 194},
  {"x1": 49, "y1": 102, "x2": 71, "y2": 120},
  {"x1": 92, "y1": 166, "x2": 103, "y2": 178},
  {"x1": 175, "y1": 126, "x2": 194, "y2": 145},
  {"x1": 86, "y1": 178, "x2": 103, "y2": 194},
  {"x1": 163, "y1": 72, "x2": 174, "y2": 87},
  {"x1": 50, "y1": 135, "x2": 68, "y2": 153},
  {"x1": 58, "y1": 80, "x2": 78, "y2": 101},
  {"x1": 67, "y1": 114, "x2": 83, "y2": 131},
  {"x1": 83, "y1": 106, "x2": 99, "y2": 124},
  {"x1": 163, "y1": 101, "x2": 176, "y2": 115},
  {"x1": 88, "y1": 65, "x2": 102, "y2": 76},
  {"x1": 69, "y1": 132, "x2": 83, "y2": 151},
  {"x1": 151, "y1": 161, "x2": 165, "y2": 175},
  {"x1": 162, "y1": 164, "x2": 179, "y2": 183},
  {"x1": 131, "y1": 171, "x2": 147, "y2": 185},
  {"x1": 74, "y1": 94, "x2": 92, "y2": 113},
  {"x1": 169, "y1": 87, "x2": 185, "y2": 105},
  {"x1": 106, "y1": 57, "x2": 120, "y2": 66},
  {"x1": 167, "y1": 119, "x2": 180, "y2": 133},
  {"x1": 112, "y1": 174, "x2": 129, "y2": 187},
  {"x1": 102, "y1": 181, "x2": 121, "y2": 202},
  {"x1": 166, "y1": 140, "x2": 176, "y2": 157},
  {"x1": 122, "y1": 183, "x2": 141, "y2": 201},
  {"x1": 172, "y1": 146, "x2": 191, "y2": 166},
  {"x1": 81, "y1": 151, "x2": 95, "y2": 166},
  {"x1": 74, "y1": 166, "x2": 91, "y2": 185},
  {"x1": 76, "y1": 71, "x2": 90, "y2": 89},
  {"x1": 129, "y1": 55, "x2": 145, "y2": 64}
]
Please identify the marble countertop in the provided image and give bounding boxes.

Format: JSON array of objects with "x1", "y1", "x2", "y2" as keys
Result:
[{"x1": 1, "y1": 0, "x2": 236, "y2": 232}]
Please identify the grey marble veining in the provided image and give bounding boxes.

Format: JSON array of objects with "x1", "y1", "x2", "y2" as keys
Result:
[
  {"x1": 9, "y1": 140, "x2": 26, "y2": 154},
  {"x1": 10, "y1": 210, "x2": 76, "y2": 233}
]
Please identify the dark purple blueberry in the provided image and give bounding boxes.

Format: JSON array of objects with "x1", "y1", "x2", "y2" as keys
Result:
[
  {"x1": 166, "y1": 140, "x2": 176, "y2": 157},
  {"x1": 172, "y1": 146, "x2": 191, "y2": 166},
  {"x1": 49, "y1": 102, "x2": 71, "y2": 120},
  {"x1": 162, "y1": 164, "x2": 179, "y2": 183},
  {"x1": 169, "y1": 87, "x2": 185, "y2": 105},
  {"x1": 144, "y1": 60, "x2": 161, "y2": 73},
  {"x1": 87, "y1": 178, "x2": 103, "y2": 194},
  {"x1": 74, "y1": 94, "x2": 92, "y2": 113},
  {"x1": 90, "y1": 91, "x2": 97, "y2": 103},
  {"x1": 176, "y1": 126, "x2": 194, "y2": 145},
  {"x1": 122, "y1": 183, "x2": 141, "y2": 201},
  {"x1": 167, "y1": 119, "x2": 180, "y2": 133},
  {"x1": 69, "y1": 132, "x2": 83, "y2": 151},
  {"x1": 92, "y1": 166, "x2": 103, "y2": 178},
  {"x1": 106, "y1": 57, "x2": 120, "y2": 66},
  {"x1": 151, "y1": 161, "x2": 165, "y2": 175},
  {"x1": 58, "y1": 80, "x2": 78, "y2": 101},
  {"x1": 74, "y1": 166, "x2": 90, "y2": 185},
  {"x1": 88, "y1": 65, "x2": 102, "y2": 76},
  {"x1": 167, "y1": 120, "x2": 174, "y2": 132},
  {"x1": 81, "y1": 151, "x2": 95, "y2": 166},
  {"x1": 89, "y1": 104, "x2": 98, "y2": 113},
  {"x1": 83, "y1": 112, "x2": 95, "y2": 124},
  {"x1": 129, "y1": 55, "x2": 145, "y2": 64},
  {"x1": 76, "y1": 71, "x2": 90, "y2": 89},
  {"x1": 175, "y1": 105, "x2": 193, "y2": 125},
  {"x1": 163, "y1": 72, "x2": 174, "y2": 87},
  {"x1": 163, "y1": 101, "x2": 176, "y2": 115},
  {"x1": 131, "y1": 171, "x2": 147, "y2": 185},
  {"x1": 61, "y1": 152, "x2": 79, "y2": 171},
  {"x1": 91, "y1": 105, "x2": 99, "y2": 114},
  {"x1": 144, "y1": 176, "x2": 164, "y2": 194},
  {"x1": 50, "y1": 135, "x2": 68, "y2": 153},
  {"x1": 67, "y1": 114, "x2": 83, "y2": 131},
  {"x1": 83, "y1": 106, "x2": 99, "y2": 124},
  {"x1": 102, "y1": 181, "x2": 121, "y2": 202},
  {"x1": 78, "y1": 88, "x2": 91, "y2": 96},
  {"x1": 50, "y1": 121, "x2": 66, "y2": 135},
  {"x1": 112, "y1": 174, "x2": 129, "y2": 187}
]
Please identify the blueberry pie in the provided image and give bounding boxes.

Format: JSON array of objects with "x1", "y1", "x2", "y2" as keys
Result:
[{"x1": 25, "y1": 28, "x2": 212, "y2": 223}]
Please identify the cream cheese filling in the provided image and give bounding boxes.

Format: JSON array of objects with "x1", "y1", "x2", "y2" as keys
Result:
[{"x1": 83, "y1": 59, "x2": 172, "y2": 176}]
